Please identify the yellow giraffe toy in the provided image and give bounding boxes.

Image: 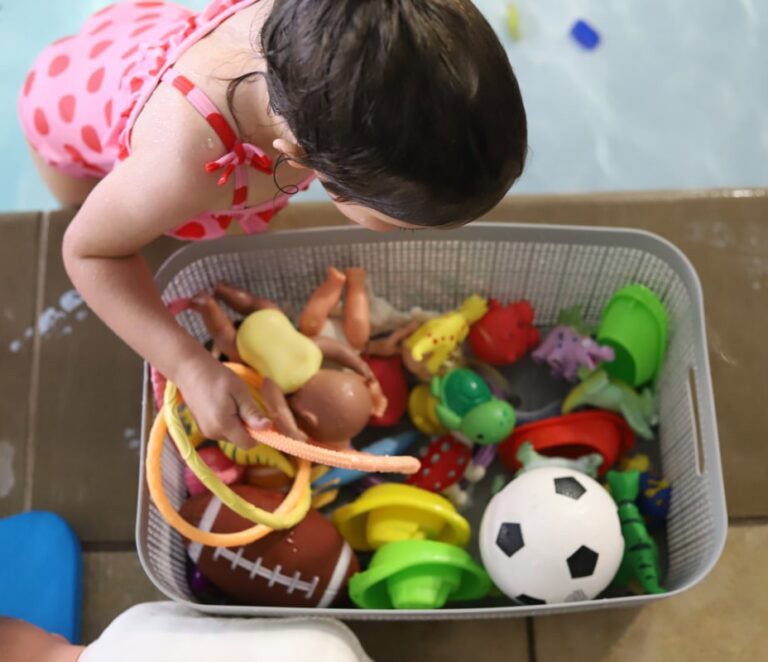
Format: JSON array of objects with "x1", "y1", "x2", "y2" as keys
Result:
[{"x1": 404, "y1": 295, "x2": 488, "y2": 375}]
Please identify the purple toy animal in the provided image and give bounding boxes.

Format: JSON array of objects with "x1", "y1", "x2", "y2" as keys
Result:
[{"x1": 532, "y1": 326, "x2": 615, "y2": 381}]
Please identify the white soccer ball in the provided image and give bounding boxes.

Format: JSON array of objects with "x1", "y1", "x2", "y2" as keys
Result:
[{"x1": 479, "y1": 467, "x2": 624, "y2": 604}]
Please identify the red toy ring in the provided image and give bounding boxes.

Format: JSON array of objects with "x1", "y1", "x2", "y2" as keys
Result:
[{"x1": 498, "y1": 411, "x2": 635, "y2": 477}]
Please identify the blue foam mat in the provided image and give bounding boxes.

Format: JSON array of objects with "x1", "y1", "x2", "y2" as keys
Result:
[{"x1": 0, "y1": 511, "x2": 83, "y2": 642}]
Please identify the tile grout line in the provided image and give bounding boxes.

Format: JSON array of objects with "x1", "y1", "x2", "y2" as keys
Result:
[
  {"x1": 526, "y1": 617, "x2": 537, "y2": 662},
  {"x1": 22, "y1": 211, "x2": 49, "y2": 511},
  {"x1": 728, "y1": 515, "x2": 768, "y2": 527},
  {"x1": 81, "y1": 540, "x2": 138, "y2": 553}
]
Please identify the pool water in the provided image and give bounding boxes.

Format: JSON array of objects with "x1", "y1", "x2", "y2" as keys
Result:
[{"x1": 1, "y1": 0, "x2": 766, "y2": 211}]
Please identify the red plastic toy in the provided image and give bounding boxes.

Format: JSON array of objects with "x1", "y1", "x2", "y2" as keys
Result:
[
  {"x1": 184, "y1": 446, "x2": 245, "y2": 497},
  {"x1": 363, "y1": 355, "x2": 408, "y2": 427},
  {"x1": 406, "y1": 435, "x2": 473, "y2": 493},
  {"x1": 468, "y1": 299, "x2": 540, "y2": 366},
  {"x1": 498, "y1": 411, "x2": 635, "y2": 477}
]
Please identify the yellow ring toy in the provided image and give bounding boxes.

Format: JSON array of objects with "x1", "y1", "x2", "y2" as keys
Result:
[
  {"x1": 164, "y1": 380, "x2": 310, "y2": 530},
  {"x1": 147, "y1": 407, "x2": 311, "y2": 547},
  {"x1": 146, "y1": 363, "x2": 312, "y2": 547}
]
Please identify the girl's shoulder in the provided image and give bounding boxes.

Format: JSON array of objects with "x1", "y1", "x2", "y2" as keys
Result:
[{"x1": 128, "y1": 80, "x2": 235, "y2": 211}]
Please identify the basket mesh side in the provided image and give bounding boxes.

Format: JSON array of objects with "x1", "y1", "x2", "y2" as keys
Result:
[{"x1": 142, "y1": 236, "x2": 718, "y2": 611}]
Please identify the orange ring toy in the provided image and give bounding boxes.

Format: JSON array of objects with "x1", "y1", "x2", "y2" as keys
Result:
[
  {"x1": 146, "y1": 362, "x2": 312, "y2": 547},
  {"x1": 147, "y1": 408, "x2": 312, "y2": 548}
]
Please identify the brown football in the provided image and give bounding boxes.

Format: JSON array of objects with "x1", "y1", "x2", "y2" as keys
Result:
[{"x1": 180, "y1": 485, "x2": 359, "y2": 608}]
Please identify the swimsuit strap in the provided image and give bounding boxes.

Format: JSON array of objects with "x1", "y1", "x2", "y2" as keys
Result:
[{"x1": 160, "y1": 68, "x2": 273, "y2": 209}]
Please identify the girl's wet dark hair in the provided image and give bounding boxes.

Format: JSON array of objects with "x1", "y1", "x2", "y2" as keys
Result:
[{"x1": 242, "y1": 0, "x2": 527, "y2": 227}]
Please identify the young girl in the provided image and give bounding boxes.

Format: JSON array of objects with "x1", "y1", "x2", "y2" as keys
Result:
[{"x1": 19, "y1": 0, "x2": 527, "y2": 449}]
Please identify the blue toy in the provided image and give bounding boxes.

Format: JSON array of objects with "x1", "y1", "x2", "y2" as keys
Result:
[
  {"x1": 619, "y1": 453, "x2": 671, "y2": 527},
  {"x1": 0, "y1": 512, "x2": 82, "y2": 642},
  {"x1": 638, "y1": 473, "x2": 672, "y2": 526},
  {"x1": 312, "y1": 431, "x2": 420, "y2": 492},
  {"x1": 570, "y1": 20, "x2": 600, "y2": 50}
]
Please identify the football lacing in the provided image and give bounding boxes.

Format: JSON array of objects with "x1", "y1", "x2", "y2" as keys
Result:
[{"x1": 212, "y1": 546, "x2": 321, "y2": 599}]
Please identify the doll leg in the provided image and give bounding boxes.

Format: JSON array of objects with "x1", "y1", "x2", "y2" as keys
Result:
[
  {"x1": 214, "y1": 282, "x2": 281, "y2": 315},
  {"x1": 189, "y1": 294, "x2": 241, "y2": 362},
  {"x1": 299, "y1": 267, "x2": 346, "y2": 337},
  {"x1": 343, "y1": 267, "x2": 370, "y2": 351}
]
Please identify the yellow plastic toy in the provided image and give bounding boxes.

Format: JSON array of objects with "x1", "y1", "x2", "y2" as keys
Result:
[
  {"x1": 619, "y1": 453, "x2": 652, "y2": 473},
  {"x1": 331, "y1": 483, "x2": 471, "y2": 552},
  {"x1": 217, "y1": 439, "x2": 296, "y2": 477},
  {"x1": 404, "y1": 295, "x2": 488, "y2": 375},
  {"x1": 236, "y1": 309, "x2": 323, "y2": 394},
  {"x1": 311, "y1": 489, "x2": 340, "y2": 510},
  {"x1": 506, "y1": 3, "x2": 521, "y2": 41},
  {"x1": 408, "y1": 384, "x2": 447, "y2": 436}
]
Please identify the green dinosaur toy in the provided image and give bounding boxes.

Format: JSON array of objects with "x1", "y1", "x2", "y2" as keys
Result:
[
  {"x1": 562, "y1": 369, "x2": 657, "y2": 439},
  {"x1": 431, "y1": 368, "x2": 516, "y2": 445},
  {"x1": 557, "y1": 304, "x2": 596, "y2": 337},
  {"x1": 606, "y1": 470, "x2": 666, "y2": 594},
  {"x1": 515, "y1": 441, "x2": 603, "y2": 477}
]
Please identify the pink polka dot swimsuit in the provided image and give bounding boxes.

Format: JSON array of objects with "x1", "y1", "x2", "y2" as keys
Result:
[{"x1": 18, "y1": 0, "x2": 313, "y2": 241}]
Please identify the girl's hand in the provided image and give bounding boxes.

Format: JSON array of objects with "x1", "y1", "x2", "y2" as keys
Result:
[{"x1": 175, "y1": 355, "x2": 270, "y2": 450}]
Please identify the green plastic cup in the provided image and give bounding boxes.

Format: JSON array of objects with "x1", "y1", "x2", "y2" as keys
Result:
[
  {"x1": 387, "y1": 565, "x2": 461, "y2": 609},
  {"x1": 597, "y1": 284, "x2": 669, "y2": 387},
  {"x1": 348, "y1": 540, "x2": 491, "y2": 610}
]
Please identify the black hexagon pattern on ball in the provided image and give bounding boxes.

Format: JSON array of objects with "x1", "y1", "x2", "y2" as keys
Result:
[
  {"x1": 515, "y1": 594, "x2": 546, "y2": 605},
  {"x1": 496, "y1": 522, "x2": 524, "y2": 557},
  {"x1": 554, "y1": 476, "x2": 586, "y2": 500},
  {"x1": 567, "y1": 545, "x2": 599, "y2": 578}
]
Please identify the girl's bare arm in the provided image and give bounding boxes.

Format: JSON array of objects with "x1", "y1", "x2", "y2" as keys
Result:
[{"x1": 63, "y1": 106, "x2": 265, "y2": 448}]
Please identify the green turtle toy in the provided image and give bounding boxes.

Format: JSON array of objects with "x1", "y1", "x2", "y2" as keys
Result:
[
  {"x1": 430, "y1": 368, "x2": 516, "y2": 445},
  {"x1": 606, "y1": 469, "x2": 666, "y2": 594},
  {"x1": 563, "y1": 368, "x2": 658, "y2": 440}
]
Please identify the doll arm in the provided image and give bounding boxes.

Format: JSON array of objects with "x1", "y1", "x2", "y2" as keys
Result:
[
  {"x1": 189, "y1": 293, "x2": 241, "y2": 362},
  {"x1": 366, "y1": 320, "x2": 421, "y2": 357},
  {"x1": 213, "y1": 282, "x2": 281, "y2": 315}
]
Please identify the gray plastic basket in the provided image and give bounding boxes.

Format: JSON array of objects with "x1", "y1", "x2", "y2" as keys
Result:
[{"x1": 136, "y1": 222, "x2": 727, "y2": 619}]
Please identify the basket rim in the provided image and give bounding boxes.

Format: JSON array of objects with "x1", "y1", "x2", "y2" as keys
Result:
[{"x1": 152, "y1": 222, "x2": 701, "y2": 292}]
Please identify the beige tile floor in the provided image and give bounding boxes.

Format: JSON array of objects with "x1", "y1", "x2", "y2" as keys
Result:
[{"x1": 1, "y1": 192, "x2": 766, "y2": 661}]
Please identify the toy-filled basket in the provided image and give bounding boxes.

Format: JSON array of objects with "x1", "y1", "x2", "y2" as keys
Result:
[{"x1": 136, "y1": 222, "x2": 726, "y2": 619}]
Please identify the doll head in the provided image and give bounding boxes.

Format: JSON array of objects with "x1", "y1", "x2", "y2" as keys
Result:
[{"x1": 290, "y1": 369, "x2": 373, "y2": 444}]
